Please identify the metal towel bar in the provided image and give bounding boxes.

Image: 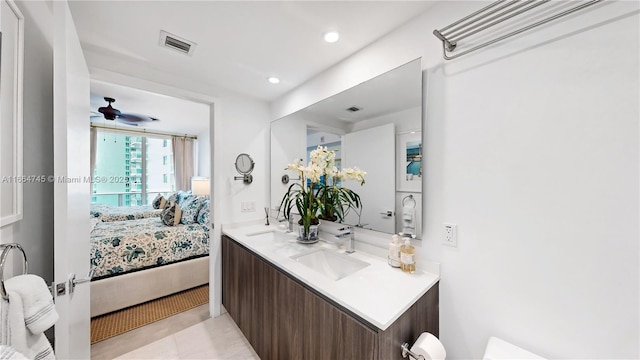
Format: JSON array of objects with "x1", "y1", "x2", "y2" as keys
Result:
[
  {"x1": 0, "y1": 243, "x2": 28, "y2": 300},
  {"x1": 433, "y1": 0, "x2": 605, "y2": 60},
  {"x1": 401, "y1": 342, "x2": 425, "y2": 360}
]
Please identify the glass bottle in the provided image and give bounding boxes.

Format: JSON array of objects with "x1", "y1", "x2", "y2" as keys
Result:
[{"x1": 400, "y1": 238, "x2": 415, "y2": 273}]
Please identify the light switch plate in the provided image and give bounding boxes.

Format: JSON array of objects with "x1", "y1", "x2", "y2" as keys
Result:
[{"x1": 241, "y1": 201, "x2": 256, "y2": 213}]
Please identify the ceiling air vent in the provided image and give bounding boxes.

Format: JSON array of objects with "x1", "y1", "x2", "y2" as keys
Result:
[
  {"x1": 159, "y1": 30, "x2": 196, "y2": 56},
  {"x1": 346, "y1": 106, "x2": 362, "y2": 112}
]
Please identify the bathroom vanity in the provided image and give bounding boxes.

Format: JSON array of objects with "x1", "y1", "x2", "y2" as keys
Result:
[{"x1": 222, "y1": 224, "x2": 439, "y2": 360}]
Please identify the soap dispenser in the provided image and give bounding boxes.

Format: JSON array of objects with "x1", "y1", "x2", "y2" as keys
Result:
[
  {"x1": 388, "y1": 234, "x2": 401, "y2": 268},
  {"x1": 400, "y1": 238, "x2": 416, "y2": 273}
]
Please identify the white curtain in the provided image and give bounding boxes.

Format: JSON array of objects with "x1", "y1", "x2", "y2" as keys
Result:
[
  {"x1": 90, "y1": 127, "x2": 97, "y2": 177},
  {"x1": 172, "y1": 137, "x2": 195, "y2": 191}
]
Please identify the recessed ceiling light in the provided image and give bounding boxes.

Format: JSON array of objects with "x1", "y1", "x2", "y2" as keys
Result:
[
  {"x1": 323, "y1": 31, "x2": 340, "y2": 43},
  {"x1": 268, "y1": 77, "x2": 280, "y2": 84}
]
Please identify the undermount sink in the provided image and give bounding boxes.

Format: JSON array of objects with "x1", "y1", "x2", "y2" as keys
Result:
[
  {"x1": 245, "y1": 229, "x2": 295, "y2": 245},
  {"x1": 245, "y1": 228, "x2": 275, "y2": 237},
  {"x1": 290, "y1": 248, "x2": 370, "y2": 281}
]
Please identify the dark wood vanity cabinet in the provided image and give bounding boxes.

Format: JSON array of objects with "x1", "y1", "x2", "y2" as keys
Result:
[{"x1": 222, "y1": 235, "x2": 439, "y2": 360}]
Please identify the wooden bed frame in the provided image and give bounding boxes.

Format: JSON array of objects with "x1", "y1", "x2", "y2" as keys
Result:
[{"x1": 90, "y1": 255, "x2": 209, "y2": 317}]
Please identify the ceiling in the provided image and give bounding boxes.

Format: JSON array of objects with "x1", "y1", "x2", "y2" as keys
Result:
[
  {"x1": 69, "y1": 1, "x2": 434, "y2": 103},
  {"x1": 90, "y1": 80, "x2": 210, "y2": 135}
]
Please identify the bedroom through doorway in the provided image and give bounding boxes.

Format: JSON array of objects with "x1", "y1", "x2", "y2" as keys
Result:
[{"x1": 87, "y1": 80, "x2": 212, "y2": 357}]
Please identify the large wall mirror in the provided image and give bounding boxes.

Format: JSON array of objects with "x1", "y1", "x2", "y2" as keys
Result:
[{"x1": 271, "y1": 57, "x2": 423, "y2": 238}]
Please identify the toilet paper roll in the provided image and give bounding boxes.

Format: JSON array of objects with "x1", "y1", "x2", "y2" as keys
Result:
[{"x1": 410, "y1": 332, "x2": 446, "y2": 360}]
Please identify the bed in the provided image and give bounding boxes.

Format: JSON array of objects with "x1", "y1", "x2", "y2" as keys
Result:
[
  {"x1": 89, "y1": 193, "x2": 211, "y2": 317},
  {"x1": 90, "y1": 217, "x2": 209, "y2": 278},
  {"x1": 90, "y1": 203, "x2": 162, "y2": 222}
]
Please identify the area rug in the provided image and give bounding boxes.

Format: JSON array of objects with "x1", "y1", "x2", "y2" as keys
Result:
[{"x1": 90, "y1": 284, "x2": 209, "y2": 344}]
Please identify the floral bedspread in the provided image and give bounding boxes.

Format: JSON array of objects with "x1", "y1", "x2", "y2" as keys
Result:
[
  {"x1": 90, "y1": 217, "x2": 209, "y2": 279},
  {"x1": 90, "y1": 203, "x2": 162, "y2": 222}
]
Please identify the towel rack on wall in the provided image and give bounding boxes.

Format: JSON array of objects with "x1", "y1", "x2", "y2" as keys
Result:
[
  {"x1": 0, "y1": 243, "x2": 28, "y2": 300},
  {"x1": 402, "y1": 194, "x2": 417, "y2": 208},
  {"x1": 433, "y1": 0, "x2": 604, "y2": 60}
]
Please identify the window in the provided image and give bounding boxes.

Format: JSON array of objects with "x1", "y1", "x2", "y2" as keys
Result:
[
  {"x1": 93, "y1": 132, "x2": 174, "y2": 206},
  {"x1": 146, "y1": 136, "x2": 175, "y2": 202}
]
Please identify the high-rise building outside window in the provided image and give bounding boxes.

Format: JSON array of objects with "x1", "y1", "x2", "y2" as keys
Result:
[{"x1": 93, "y1": 132, "x2": 175, "y2": 206}]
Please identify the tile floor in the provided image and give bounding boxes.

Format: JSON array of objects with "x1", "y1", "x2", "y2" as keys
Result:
[{"x1": 91, "y1": 304, "x2": 259, "y2": 360}]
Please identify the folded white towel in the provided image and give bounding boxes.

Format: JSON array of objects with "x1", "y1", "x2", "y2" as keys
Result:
[
  {"x1": 0, "y1": 345, "x2": 29, "y2": 359},
  {"x1": 5, "y1": 275, "x2": 58, "y2": 335},
  {"x1": 402, "y1": 206, "x2": 416, "y2": 235},
  {"x1": 2, "y1": 292, "x2": 55, "y2": 360},
  {"x1": 403, "y1": 206, "x2": 415, "y2": 221}
]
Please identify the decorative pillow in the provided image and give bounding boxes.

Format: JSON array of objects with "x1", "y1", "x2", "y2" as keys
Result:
[
  {"x1": 152, "y1": 194, "x2": 167, "y2": 209},
  {"x1": 160, "y1": 202, "x2": 182, "y2": 226},
  {"x1": 180, "y1": 195, "x2": 204, "y2": 224},
  {"x1": 165, "y1": 192, "x2": 179, "y2": 207},
  {"x1": 197, "y1": 199, "x2": 210, "y2": 226},
  {"x1": 176, "y1": 190, "x2": 193, "y2": 208}
]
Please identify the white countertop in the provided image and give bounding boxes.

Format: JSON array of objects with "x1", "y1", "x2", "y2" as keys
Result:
[{"x1": 222, "y1": 223, "x2": 440, "y2": 331}]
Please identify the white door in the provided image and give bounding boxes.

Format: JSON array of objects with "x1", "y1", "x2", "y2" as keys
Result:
[
  {"x1": 53, "y1": 1, "x2": 91, "y2": 358},
  {"x1": 343, "y1": 123, "x2": 395, "y2": 233}
]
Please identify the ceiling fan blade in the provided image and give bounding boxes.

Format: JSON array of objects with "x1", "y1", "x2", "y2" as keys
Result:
[
  {"x1": 118, "y1": 113, "x2": 158, "y2": 123},
  {"x1": 116, "y1": 118, "x2": 139, "y2": 126}
]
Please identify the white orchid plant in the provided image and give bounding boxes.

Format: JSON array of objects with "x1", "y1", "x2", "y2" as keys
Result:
[{"x1": 280, "y1": 146, "x2": 367, "y2": 237}]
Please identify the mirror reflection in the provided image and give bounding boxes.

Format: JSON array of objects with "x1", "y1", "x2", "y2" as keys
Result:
[{"x1": 271, "y1": 58, "x2": 423, "y2": 238}]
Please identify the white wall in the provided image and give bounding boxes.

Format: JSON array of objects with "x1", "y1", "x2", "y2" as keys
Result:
[
  {"x1": 213, "y1": 97, "x2": 270, "y2": 225},
  {"x1": 271, "y1": 1, "x2": 639, "y2": 358},
  {"x1": 208, "y1": 96, "x2": 270, "y2": 317},
  {"x1": 0, "y1": 0, "x2": 54, "y2": 282}
]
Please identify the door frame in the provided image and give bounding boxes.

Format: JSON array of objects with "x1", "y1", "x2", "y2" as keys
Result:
[{"x1": 87, "y1": 69, "x2": 222, "y2": 317}]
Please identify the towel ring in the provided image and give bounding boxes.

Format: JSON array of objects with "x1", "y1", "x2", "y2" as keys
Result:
[
  {"x1": 0, "y1": 243, "x2": 28, "y2": 300},
  {"x1": 402, "y1": 194, "x2": 416, "y2": 209}
]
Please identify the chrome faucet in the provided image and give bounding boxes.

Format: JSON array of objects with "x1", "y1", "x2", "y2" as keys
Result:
[
  {"x1": 278, "y1": 214, "x2": 295, "y2": 233},
  {"x1": 335, "y1": 226, "x2": 355, "y2": 253},
  {"x1": 288, "y1": 216, "x2": 295, "y2": 232}
]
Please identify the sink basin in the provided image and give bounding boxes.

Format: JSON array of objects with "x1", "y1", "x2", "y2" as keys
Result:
[
  {"x1": 245, "y1": 229, "x2": 295, "y2": 245},
  {"x1": 245, "y1": 229, "x2": 275, "y2": 237},
  {"x1": 290, "y1": 249, "x2": 370, "y2": 281}
]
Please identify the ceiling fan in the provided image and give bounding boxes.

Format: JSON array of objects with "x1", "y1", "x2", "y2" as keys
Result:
[{"x1": 91, "y1": 97, "x2": 160, "y2": 126}]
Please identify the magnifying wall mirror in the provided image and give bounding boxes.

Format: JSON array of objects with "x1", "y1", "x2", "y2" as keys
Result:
[
  {"x1": 270, "y1": 58, "x2": 423, "y2": 238},
  {"x1": 234, "y1": 153, "x2": 254, "y2": 184}
]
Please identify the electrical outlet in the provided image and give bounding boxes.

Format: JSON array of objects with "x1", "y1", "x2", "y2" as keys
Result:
[{"x1": 443, "y1": 223, "x2": 457, "y2": 247}]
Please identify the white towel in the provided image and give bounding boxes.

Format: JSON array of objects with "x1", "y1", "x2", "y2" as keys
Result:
[
  {"x1": 1, "y1": 292, "x2": 55, "y2": 360},
  {"x1": 402, "y1": 207, "x2": 414, "y2": 222},
  {"x1": 0, "y1": 345, "x2": 29, "y2": 360},
  {"x1": 402, "y1": 206, "x2": 416, "y2": 235},
  {"x1": 5, "y1": 275, "x2": 58, "y2": 335}
]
